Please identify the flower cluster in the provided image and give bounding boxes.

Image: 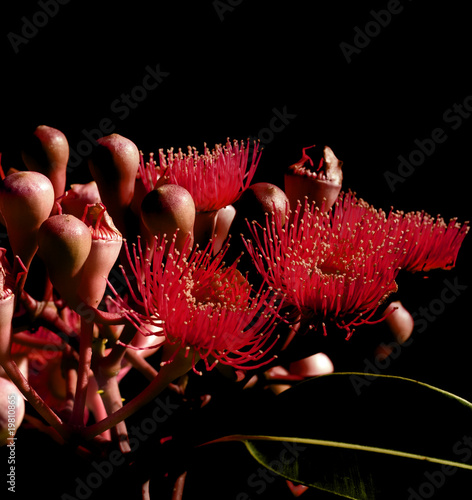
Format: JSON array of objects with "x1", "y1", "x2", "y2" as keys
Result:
[{"x1": 0, "y1": 127, "x2": 468, "y2": 498}]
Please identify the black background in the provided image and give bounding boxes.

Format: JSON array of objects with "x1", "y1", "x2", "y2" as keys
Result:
[{"x1": 0, "y1": 1, "x2": 471, "y2": 499}]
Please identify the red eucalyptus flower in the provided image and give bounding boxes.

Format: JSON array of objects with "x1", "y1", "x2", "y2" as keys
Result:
[
  {"x1": 155, "y1": 139, "x2": 262, "y2": 212},
  {"x1": 387, "y1": 210, "x2": 469, "y2": 272},
  {"x1": 244, "y1": 191, "x2": 468, "y2": 337},
  {"x1": 110, "y1": 235, "x2": 282, "y2": 373}
]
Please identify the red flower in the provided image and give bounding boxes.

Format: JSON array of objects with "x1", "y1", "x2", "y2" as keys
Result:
[
  {"x1": 387, "y1": 210, "x2": 469, "y2": 272},
  {"x1": 110, "y1": 235, "x2": 282, "y2": 372},
  {"x1": 152, "y1": 139, "x2": 262, "y2": 212},
  {"x1": 244, "y1": 191, "x2": 468, "y2": 337}
]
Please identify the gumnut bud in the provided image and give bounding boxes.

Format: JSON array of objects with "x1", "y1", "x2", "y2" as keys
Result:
[
  {"x1": 131, "y1": 151, "x2": 169, "y2": 216},
  {"x1": 88, "y1": 134, "x2": 140, "y2": 236},
  {"x1": 21, "y1": 125, "x2": 69, "y2": 200},
  {"x1": 234, "y1": 182, "x2": 290, "y2": 225},
  {"x1": 228, "y1": 182, "x2": 289, "y2": 274},
  {"x1": 0, "y1": 171, "x2": 55, "y2": 269},
  {"x1": 61, "y1": 181, "x2": 101, "y2": 219},
  {"x1": 284, "y1": 145, "x2": 343, "y2": 212},
  {"x1": 140, "y1": 184, "x2": 195, "y2": 253},
  {"x1": 289, "y1": 353, "x2": 334, "y2": 377},
  {"x1": 382, "y1": 300, "x2": 414, "y2": 344},
  {"x1": 37, "y1": 214, "x2": 92, "y2": 309},
  {"x1": 78, "y1": 204, "x2": 122, "y2": 307},
  {"x1": 213, "y1": 205, "x2": 236, "y2": 254}
]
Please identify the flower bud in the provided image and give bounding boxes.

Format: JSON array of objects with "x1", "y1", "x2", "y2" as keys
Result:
[
  {"x1": 21, "y1": 125, "x2": 69, "y2": 200},
  {"x1": 228, "y1": 182, "x2": 289, "y2": 273},
  {"x1": 382, "y1": 300, "x2": 414, "y2": 344},
  {"x1": 284, "y1": 145, "x2": 343, "y2": 212},
  {"x1": 37, "y1": 214, "x2": 92, "y2": 308},
  {"x1": 0, "y1": 171, "x2": 55, "y2": 269},
  {"x1": 213, "y1": 205, "x2": 236, "y2": 254},
  {"x1": 88, "y1": 134, "x2": 140, "y2": 236},
  {"x1": 140, "y1": 184, "x2": 195, "y2": 253},
  {"x1": 79, "y1": 204, "x2": 122, "y2": 307},
  {"x1": 131, "y1": 151, "x2": 169, "y2": 216},
  {"x1": 289, "y1": 353, "x2": 334, "y2": 377},
  {"x1": 233, "y1": 182, "x2": 290, "y2": 227}
]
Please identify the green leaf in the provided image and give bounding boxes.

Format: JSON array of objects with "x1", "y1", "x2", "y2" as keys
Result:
[{"x1": 202, "y1": 373, "x2": 472, "y2": 499}]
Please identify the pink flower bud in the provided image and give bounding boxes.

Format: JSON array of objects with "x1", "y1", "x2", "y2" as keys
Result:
[
  {"x1": 21, "y1": 125, "x2": 69, "y2": 200},
  {"x1": 88, "y1": 134, "x2": 140, "y2": 235},
  {"x1": 213, "y1": 205, "x2": 236, "y2": 254},
  {"x1": 131, "y1": 151, "x2": 168, "y2": 215},
  {"x1": 37, "y1": 214, "x2": 92, "y2": 308},
  {"x1": 284, "y1": 145, "x2": 343, "y2": 211},
  {"x1": 79, "y1": 204, "x2": 122, "y2": 307},
  {"x1": 382, "y1": 300, "x2": 414, "y2": 344},
  {"x1": 140, "y1": 184, "x2": 195, "y2": 252},
  {"x1": 61, "y1": 181, "x2": 101, "y2": 219},
  {"x1": 0, "y1": 171, "x2": 55, "y2": 269},
  {"x1": 236, "y1": 182, "x2": 291, "y2": 220},
  {"x1": 228, "y1": 182, "x2": 290, "y2": 270},
  {"x1": 289, "y1": 353, "x2": 334, "y2": 377}
]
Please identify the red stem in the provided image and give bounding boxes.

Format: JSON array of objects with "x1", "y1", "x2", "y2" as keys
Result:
[
  {"x1": 1, "y1": 357, "x2": 68, "y2": 440},
  {"x1": 124, "y1": 350, "x2": 158, "y2": 381},
  {"x1": 142, "y1": 480, "x2": 150, "y2": 500},
  {"x1": 97, "y1": 375, "x2": 131, "y2": 454},
  {"x1": 69, "y1": 318, "x2": 94, "y2": 428},
  {"x1": 82, "y1": 346, "x2": 192, "y2": 440},
  {"x1": 171, "y1": 471, "x2": 187, "y2": 500}
]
